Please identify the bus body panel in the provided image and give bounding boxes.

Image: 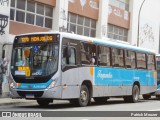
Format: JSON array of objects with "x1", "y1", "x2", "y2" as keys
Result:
[{"x1": 60, "y1": 66, "x2": 156, "y2": 99}]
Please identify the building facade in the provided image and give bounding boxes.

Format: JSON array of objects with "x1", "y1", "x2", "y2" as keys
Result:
[
  {"x1": 0, "y1": 0, "x2": 159, "y2": 49},
  {"x1": 9, "y1": 0, "x2": 131, "y2": 41}
]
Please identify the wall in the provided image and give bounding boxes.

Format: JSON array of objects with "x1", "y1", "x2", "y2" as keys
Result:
[
  {"x1": 9, "y1": 21, "x2": 50, "y2": 35},
  {"x1": 129, "y1": 0, "x2": 160, "y2": 53},
  {"x1": 108, "y1": 5, "x2": 130, "y2": 29},
  {"x1": 96, "y1": 0, "x2": 109, "y2": 38},
  {"x1": 0, "y1": 0, "x2": 10, "y2": 43},
  {"x1": 68, "y1": 0, "x2": 99, "y2": 20},
  {"x1": 34, "y1": 0, "x2": 56, "y2": 7}
]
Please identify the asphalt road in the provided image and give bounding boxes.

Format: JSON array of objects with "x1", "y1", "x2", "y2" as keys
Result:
[
  {"x1": 0, "y1": 96, "x2": 160, "y2": 119},
  {"x1": 0, "y1": 96, "x2": 160, "y2": 111}
]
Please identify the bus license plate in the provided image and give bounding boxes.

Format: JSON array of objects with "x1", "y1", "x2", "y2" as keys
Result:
[{"x1": 26, "y1": 94, "x2": 34, "y2": 98}]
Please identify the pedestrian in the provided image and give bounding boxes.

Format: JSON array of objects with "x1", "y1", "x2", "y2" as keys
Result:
[{"x1": 0, "y1": 57, "x2": 8, "y2": 74}]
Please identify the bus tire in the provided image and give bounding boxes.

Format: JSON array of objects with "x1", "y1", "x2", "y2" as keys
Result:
[
  {"x1": 94, "y1": 97, "x2": 108, "y2": 104},
  {"x1": 128, "y1": 85, "x2": 140, "y2": 103},
  {"x1": 69, "y1": 99, "x2": 77, "y2": 104},
  {"x1": 142, "y1": 95, "x2": 151, "y2": 100},
  {"x1": 78, "y1": 85, "x2": 90, "y2": 107},
  {"x1": 37, "y1": 99, "x2": 51, "y2": 106},
  {"x1": 156, "y1": 95, "x2": 160, "y2": 99},
  {"x1": 123, "y1": 96, "x2": 130, "y2": 103}
]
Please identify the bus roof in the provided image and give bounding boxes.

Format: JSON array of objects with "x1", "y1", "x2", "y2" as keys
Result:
[
  {"x1": 16, "y1": 31, "x2": 155, "y2": 54},
  {"x1": 156, "y1": 54, "x2": 160, "y2": 57}
]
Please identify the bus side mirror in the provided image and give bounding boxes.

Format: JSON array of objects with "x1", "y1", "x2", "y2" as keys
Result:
[
  {"x1": 63, "y1": 47, "x2": 71, "y2": 58},
  {"x1": 2, "y1": 50, "x2": 5, "y2": 59}
]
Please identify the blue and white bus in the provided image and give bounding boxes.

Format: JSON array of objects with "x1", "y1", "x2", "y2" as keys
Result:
[
  {"x1": 9, "y1": 32, "x2": 157, "y2": 107},
  {"x1": 154, "y1": 54, "x2": 160, "y2": 99}
]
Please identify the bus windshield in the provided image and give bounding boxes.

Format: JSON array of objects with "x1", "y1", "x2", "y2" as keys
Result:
[{"x1": 11, "y1": 42, "x2": 59, "y2": 77}]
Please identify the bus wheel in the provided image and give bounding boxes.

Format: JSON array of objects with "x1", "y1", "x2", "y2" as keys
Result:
[
  {"x1": 156, "y1": 95, "x2": 160, "y2": 99},
  {"x1": 69, "y1": 99, "x2": 77, "y2": 104},
  {"x1": 123, "y1": 96, "x2": 130, "y2": 103},
  {"x1": 94, "y1": 97, "x2": 108, "y2": 104},
  {"x1": 78, "y1": 85, "x2": 90, "y2": 107},
  {"x1": 128, "y1": 85, "x2": 140, "y2": 103},
  {"x1": 37, "y1": 99, "x2": 51, "y2": 106},
  {"x1": 142, "y1": 95, "x2": 151, "y2": 100}
]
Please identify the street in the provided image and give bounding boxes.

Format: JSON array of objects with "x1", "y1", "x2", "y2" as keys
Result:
[
  {"x1": 0, "y1": 96, "x2": 160, "y2": 111},
  {"x1": 1, "y1": 96, "x2": 160, "y2": 119}
]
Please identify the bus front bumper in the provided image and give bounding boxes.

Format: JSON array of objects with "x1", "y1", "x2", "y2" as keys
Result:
[
  {"x1": 154, "y1": 88, "x2": 160, "y2": 95},
  {"x1": 9, "y1": 86, "x2": 61, "y2": 99}
]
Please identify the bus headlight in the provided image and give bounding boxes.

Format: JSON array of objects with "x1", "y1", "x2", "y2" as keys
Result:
[
  {"x1": 10, "y1": 82, "x2": 16, "y2": 89},
  {"x1": 48, "y1": 80, "x2": 57, "y2": 89}
]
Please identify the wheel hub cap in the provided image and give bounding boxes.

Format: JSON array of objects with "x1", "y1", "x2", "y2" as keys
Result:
[{"x1": 80, "y1": 90, "x2": 87, "y2": 102}]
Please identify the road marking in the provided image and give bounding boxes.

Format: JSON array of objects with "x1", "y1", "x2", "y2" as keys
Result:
[{"x1": 148, "y1": 109, "x2": 160, "y2": 111}]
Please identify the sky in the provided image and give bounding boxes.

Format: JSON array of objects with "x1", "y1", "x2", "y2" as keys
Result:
[
  {"x1": 141, "y1": 0, "x2": 160, "y2": 22},
  {"x1": 136, "y1": 0, "x2": 160, "y2": 52}
]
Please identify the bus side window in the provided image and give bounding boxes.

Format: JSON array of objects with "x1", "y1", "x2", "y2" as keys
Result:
[
  {"x1": 136, "y1": 52, "x2": 147, "y2": 69},
  {"x1": 112, "y1": 48, "x2": 124, "y2": 67},
  {"x1": 98, "y1": 45, "x2": 111, "y2": 67},
  {"x1": 80, "y1": 42, "x2": 96, "y2": 65},
  {"x1": 147, "y1": 54, "x2": 155, "y2": 70},
  {"x1": 62, "y1": 47, "x2": 76, "y2": 65},
  {"x1": 125, "y1": 50, "x2": 136, "y2": 69},
  {"x1": 69, "y1": 47, "x2": 76, "y2": 65}
]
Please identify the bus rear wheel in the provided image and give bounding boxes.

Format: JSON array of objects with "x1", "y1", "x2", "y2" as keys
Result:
[
  {"x1": 37, "y1": 99, "x2": 52, "y2": 106},
  {"x1": 77, "y1": 85, "x2": 90, "y2": 107},
  {"x1": 156, "y1": 95, "x2": 160, "y2": 99},
  {"x1": 124, "y1": 85, "x2": 139, "y2": 103},
  {"x1": 143, "y1": 95, "x2": 151, "y2": 100},
  {"x1": 94, "y1": 97, "x2": 108, "y2": 104}
]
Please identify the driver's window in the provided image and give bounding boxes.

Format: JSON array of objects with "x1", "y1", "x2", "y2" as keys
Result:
[
  {"x1": 62, "y1": 47, "x2": 76, "y2": 65},
  {"x1": 62, "y1": 47, "x2": 67, "y2": 65},
  {"x1": 69, "y1": 48, "x2": 76, "y2": 65}
]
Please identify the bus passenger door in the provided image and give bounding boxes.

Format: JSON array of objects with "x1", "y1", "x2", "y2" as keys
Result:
[{"x1": 61, "y1": 38, "x2": 80, "y2": 99}]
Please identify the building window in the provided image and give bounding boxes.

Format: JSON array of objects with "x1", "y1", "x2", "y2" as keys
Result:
[
  {"x1": 67, "y1": 13, "x2": 96, "y2": 37},
  {"x1": 107, "y1": 24, "x2": 128, "y2": 42},
  {"x1": 10, "y1": 0, "x2": 53, "y2": 29},
  {"x1": 109, "y1": 0, "x2": 129, "y2": 11}
]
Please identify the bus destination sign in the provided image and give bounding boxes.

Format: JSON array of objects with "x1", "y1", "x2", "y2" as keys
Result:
[{"x1": 17, "y1": 35, "x2": 54, "y2": 43}]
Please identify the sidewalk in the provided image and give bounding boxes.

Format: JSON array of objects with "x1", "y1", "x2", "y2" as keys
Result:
[{"x1": 0, "y1": 97, "x2": 35, "y2": 106}]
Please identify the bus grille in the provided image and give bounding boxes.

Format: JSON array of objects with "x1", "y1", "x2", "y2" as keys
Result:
[{"x1": 17, "y1": 91, "x2": 44, "y2": 98}]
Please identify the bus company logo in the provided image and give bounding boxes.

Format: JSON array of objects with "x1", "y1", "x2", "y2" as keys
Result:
[
  {"x1": 2, "y1": 112, "x2": 11, "y2": 117},
  {"x1": 97, "y1": 70, "x2": 112, "y2": 80}
]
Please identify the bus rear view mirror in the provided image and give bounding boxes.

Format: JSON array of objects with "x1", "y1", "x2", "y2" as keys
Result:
[{"x1": 2, "y1": 50, "x2": 5, "y2": 59}]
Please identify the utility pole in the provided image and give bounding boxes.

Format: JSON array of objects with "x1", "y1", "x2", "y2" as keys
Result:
[{"x1": 137, "y1": 0, "x2": 146, "y2": 47}]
